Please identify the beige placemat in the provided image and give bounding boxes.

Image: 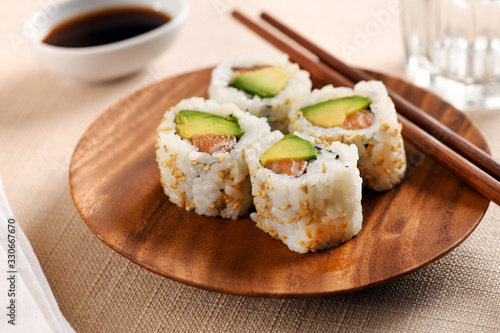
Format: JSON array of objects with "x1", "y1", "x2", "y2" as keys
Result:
[{"x1": 1, "y1": 0, "x2": 499, "y2": 332}]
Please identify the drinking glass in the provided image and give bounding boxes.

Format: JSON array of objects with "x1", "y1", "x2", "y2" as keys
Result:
[{"x1": 401, "y1": 0, "x2": 500, "y2": 111}]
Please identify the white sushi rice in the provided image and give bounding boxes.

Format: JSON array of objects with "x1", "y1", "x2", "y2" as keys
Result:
[
  {"x1": 289, "y1": 80, "x2": 406, "y2": 191},
  {"x1": 208, "y1": 53, "x2": 312, "y2": 133},
  {"x1": 245, "y1": 131, "x2": 363, "y2": 253},
  {"x1": 156, "y1": 97, "x2": 271, "y2": 219}
]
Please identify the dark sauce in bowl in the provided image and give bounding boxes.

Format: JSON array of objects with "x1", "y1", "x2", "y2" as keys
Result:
[{"x1": 42, "y1": 7, "x2": 171, "y2": 48}]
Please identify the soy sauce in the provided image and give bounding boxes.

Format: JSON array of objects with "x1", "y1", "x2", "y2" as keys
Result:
[{"x1": 42, "y1": 7, "x2": 171, "y2": 48}]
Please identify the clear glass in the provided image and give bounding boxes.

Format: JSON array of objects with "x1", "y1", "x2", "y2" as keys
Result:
[{"x1": 401, "y1": 0, "x2": 500, "y2": 111}]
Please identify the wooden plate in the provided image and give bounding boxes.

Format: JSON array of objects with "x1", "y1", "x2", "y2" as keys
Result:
[{"x1": 69, "y1": 68, "x2": 490, "y2": 297}]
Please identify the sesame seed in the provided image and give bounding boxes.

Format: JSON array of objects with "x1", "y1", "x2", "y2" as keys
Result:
[
  {"x1": 217, "y1": 171, "x2": 225, "y2": 179},
  {"x1": 322, "y1": 164, "x2": 327, "y2": 173},
  {"x1": 385, "y1": 168, "x2": 392, "y2": 175},
  {"x1": 241, "y1": 149, "x2": 246, "y2": 159},
  {"x1": 161, "y1": 161, "x2": 168, "y2": 168},
  {"x1": 306, "y1": 229, "x2": 312, "y2": 238},
  {"x1": 191, "y1": 160, "x2": 199, "y2": 165},
  {"x1": 174, "y1": 168, "x2": 183, "y2": 178},
  {"x1": 343, "y1": 221, "x2": 348, "y2": 228},
  {"x1": 179, "y1": 175, "x2": 186, "y2": 182},
  {"x1": 286, "y1": 217, "x2": 294, "y2": 223},
  {"x1": 279, "y1": 204, "x2": 288, "y2": 210},
  {"x1": 314, "y1": 137, "x2": 322, "y2": 144},
  {"x1": 218, "y1": 155, "x2": 226, "y2": 163},
  {"x1": 249, "y1": 168, "x2": 256, "y2": 177},
  {"x1": 366, "y1": 145, "x2": 374, "y2": 154},
  {"x1": 295, "y1": 214, "x2": 301, "y2": 222},
  {"x1": 380, "y1": 119, "x2": 390, "y2": 131},
  {"x1": 204, "y1": 164, "x2": 211, "y2": 171},
  {"x1": 155, "y1": 143, "x2": 159, "y2": 149},
  {"x1": 297, "y1": 239, "x2": 304, "y2": 245},
  {"x1": 306, "y1": 217, "x2": 313, "y2": 226},
  {"x1": 232, "y1": 202, "x2": 240, "y2": 210},
  {"x1": 365, "y1": 174, "x2": 374, "y2": 180}
]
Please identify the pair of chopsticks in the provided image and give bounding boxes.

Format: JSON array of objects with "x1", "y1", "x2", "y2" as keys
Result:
[{"x1": 232, "y1": 11, "x2": 500, "y2": 205}]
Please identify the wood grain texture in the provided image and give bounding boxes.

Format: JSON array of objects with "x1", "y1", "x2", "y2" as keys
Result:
[{"x1": 69, "y1": 68, "x2": 490, "y2": 297}]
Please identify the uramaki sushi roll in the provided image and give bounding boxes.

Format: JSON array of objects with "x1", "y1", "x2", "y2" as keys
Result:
[
  {"x1": 244, "y1": 132, "x2": 363, "y2": 253},
  {"x1": 288, "y1": 80, "x2": 406, "y2": 191},
  {"x1": 155, "y1": 97, "x2": 271, "y2": 219},
  {"x1": 208, "y1": 53, "x2": 312, "y2": 133}
]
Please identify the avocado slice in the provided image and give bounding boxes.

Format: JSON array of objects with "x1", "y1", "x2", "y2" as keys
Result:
[
  {"x1": 232, "y1": 67, "x2": 289, "y2": 98},
  {"x1": 301, "y1": 95, "x2": 371, "y2": 128},
  {"x1": 174, "y1": 110, "x2": 244, "y2": 140},
  {"x1": 259, "y1": 134, "x2": 318, "y2": 166}
]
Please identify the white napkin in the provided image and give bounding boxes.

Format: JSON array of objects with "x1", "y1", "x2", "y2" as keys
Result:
[{"x1": 0, "y1": 177, "x2": 75, "y2": 333}]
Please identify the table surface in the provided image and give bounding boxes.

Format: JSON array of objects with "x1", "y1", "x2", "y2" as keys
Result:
[{"x1": 2, "y1": 1, "x2": 499, "y2": 332}]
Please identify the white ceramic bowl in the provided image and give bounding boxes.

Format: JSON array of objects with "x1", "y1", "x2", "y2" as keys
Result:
[{"x1": 24, "y1": 0, "x2": 188, "y2": 82}]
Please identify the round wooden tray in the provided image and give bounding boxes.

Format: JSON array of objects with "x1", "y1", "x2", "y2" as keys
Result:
[{"x1": 69, "y1": 67, "x2": 490, "y2": 297}]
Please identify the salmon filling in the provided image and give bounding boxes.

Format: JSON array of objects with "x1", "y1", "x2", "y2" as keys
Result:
[
  {"x1": 191, "y1": 134, "x2": 236, "y2": 154},
  {"x1": 265, "y1": 159, "x2": 308, "y2": 177},
  {"x1": 340, "y1": 109, "x2": 374, "y2": 130}
]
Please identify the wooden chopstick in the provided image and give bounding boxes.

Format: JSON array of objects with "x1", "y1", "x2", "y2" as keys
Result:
[
  {"x1": 260, "y1": 12, "x2": 500, "y2": 182},
  {"x1": 231, "y1": 10, "x2": 500, "y2": 205}
]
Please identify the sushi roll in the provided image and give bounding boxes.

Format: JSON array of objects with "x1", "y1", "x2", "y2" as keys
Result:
[
  {"x1": 155, "y1": 97, "x2": 271, "y2": 219},
  {"x1": 208, "y1": 53, "x2": 312, "y2": 133},
  {"x1": 245, "y1": 132, "x2": 363, "y2": 253},
  {"x1": 289, "y1": 80, "x2": 406, "y2": 191}
]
